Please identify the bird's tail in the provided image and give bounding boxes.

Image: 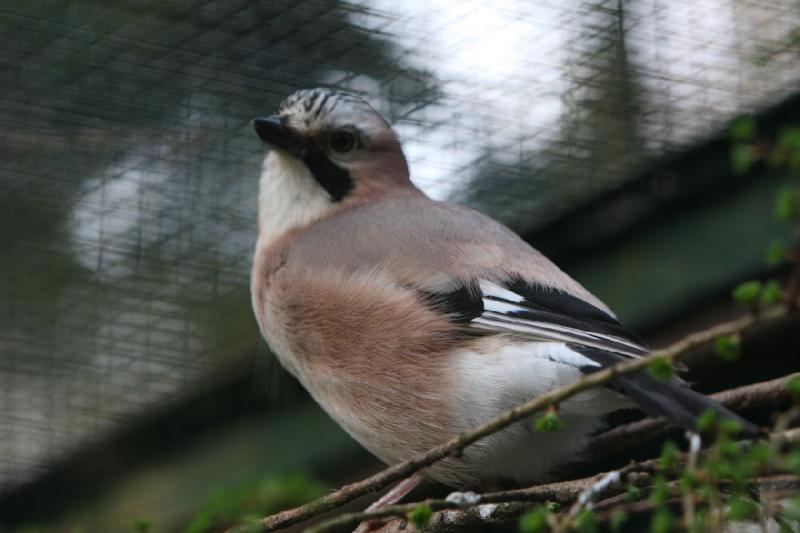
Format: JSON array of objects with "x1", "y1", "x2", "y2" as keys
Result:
[
  {"x1": 571, "y1": 345, "x2": 760, "y2": 436},
  {"x1": 609, "y1": 370, "x2": 761, "y2": 436}
]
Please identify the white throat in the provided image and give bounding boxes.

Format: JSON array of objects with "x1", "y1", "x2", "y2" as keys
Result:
[{"x1": 257, "y1": 149, "x2": 333, "y2": 246}]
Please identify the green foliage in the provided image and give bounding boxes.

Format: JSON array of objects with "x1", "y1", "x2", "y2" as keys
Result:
[
  {"x1": 731, "y1": 144, "x2": 757, "y2": 176},
  {"x1": 408, "y1": 504, "x2": 433, "y2": 529},
  {"x1": 545, "y1": 502, "x2": 561, "y2": 512},
  {"x1": 727, "y1": 496, "x2": 759, "y2": 521},
  {"x1": 766, "y1": 239, "x2": 789, "y2": 265},
  {"x1": 626, "y1": 484, "x2": 644, "y2": 502},
  {"x1": 729, "y1": 116, "x2": 758, "y2": 175},
  {"x1": 519, "y1": 506, "x2": 550, "y2": 533},
  {"x1": 130, "y1": 520, "x2": 151, "y2": 533},
  {"x1": 761, "y1": 279, "x2": 783, "y2": 304},
  {"x1": 659, "y1": 441, "x2": 680, "y2": 472},
  {"x1": 786, "y1": 450, "x2": 800, "y2": 475},
  {"x1": 609, "y1": 511, "x2": 628, "y2": 533},
  {"x1": 713, "y1": 335, "x2": 740, "y2": 362},
  {"x1": 771, "y1": 127, "x2": 800, "y2": 171},
  {"x1": 696, "y1": 409, "x2": 717, "y2": 432},
  {"x1": 647, "y1": 356, "x2": 673, "y2": 381},
  {"x1": 782, "y1": 496, "x2": 800, "y2": 521},
  {"x1": 188, "y1": 471, "x2": 328, "y2": 533},
  {"x1": 649, "y1": 475, "x2": 669, "y2": 506},
  {"x1": 787, "y1": 375, "x2": 800, "y2": 397},
  {"x1": 719, "y1": 417, "x2": 742, "y2": 437},
  {"x1": 732, "y1": 280, "x2": 762, "y2": 305},
  {"x1": 649, "y1": 508, "x2": 672, "y2": 533},
  {"x1": 534, "y1": 410, "x2": 565, "y2": 432},
  {"x1": 690, "y1": 510, "x2": 709, "y2": 533},
  {"x1": 574, "y1": 510, "x2": 597, "y2": 533},
  {"x1": 776, "y1": 188, "x2": 800, "y2": 221},
  {"x1": 729, "y1": 116, "x2": 756, "y2": 143}
]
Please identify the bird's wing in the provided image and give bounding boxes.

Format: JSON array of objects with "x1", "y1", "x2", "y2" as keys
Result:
[
  {"x1": 423, "y1": 277, "x2": 648, "y2": 359},
  {"x1": 426, "y1": 278, "x2": 762, "y2": 433}
]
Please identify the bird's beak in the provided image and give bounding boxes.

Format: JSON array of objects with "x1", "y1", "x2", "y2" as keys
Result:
[{"x1": 252, "y1": 116, "x2": 305, "y2": 157}]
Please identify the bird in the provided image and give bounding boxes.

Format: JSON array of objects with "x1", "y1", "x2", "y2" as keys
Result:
[{"x1": 250, "y1": 88, "x2": 756, "y2": 491}]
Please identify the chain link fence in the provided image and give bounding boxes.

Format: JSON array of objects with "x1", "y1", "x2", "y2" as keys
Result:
[{"x1": 1, "y1": 0, "x2": 799, "y2": 493}]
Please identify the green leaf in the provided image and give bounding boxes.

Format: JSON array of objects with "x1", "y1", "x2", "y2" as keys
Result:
[
  {"x1": 776, "y1": 188, "x2": 799, "y2": 221},
  {"x1": 575, "y1": 509, "x2": 598, "y2": 533},
  {"x1": 626, "y1": 485, "x2": 644, "y2": 502},
  {"x1": 408, "y1": 504, "x2": 433, "y2": 529},
  {"x1": 534, "y1": 411, "x2": 565, "y2": 432},
  {"x1": 730, "y1": 116, "x2": 756, "y2": 142},
  {"x1": 727, "y1": 496, "x2": 759, "y2": 521},
  {"x1": 131, "y1": 520, "x2": 151, "y2": 533},
  {"x1": 782, "y1": 496, "x2": 800, "y2": 521},
  {"x1": 650, "y1": 508, "x2": 673, "y2": 533},
  {"x1": 679, "y1": 469, "x2": 697, "y2": 492},
  {"x1": 787, "y1": 375, "x2": 800, "y2": 396},
  {"x1": 519, "y1": 507, "x2": 550, "y2": 533},
  {"x1": 697, "y1": 409, "x2": 717, "y2": 432},
  {"x1": 761, "y1": 279, "x2": 783, "y2": 304},
  {"x1": 188, "y1": 471, "x2": 328, "y2": 533},
  {"x1": 731, "y1": 144, "x2": 757, "y2": 176},
  {"x1": 659, "y1": 441, "x2": 679, "y2": 471},
  {"x1": 785, "y1": 450, "x2": 800, "y2": 475},
  {"x1": 766, "y1": 240, "x2": 788, "y2": 266},
  {"x1": 609, "y1": 511, "x2": 628, "y2": 533},
  {"x1": 691, "y1": 510, "x2": 709, "y2": 533},
  {"x1": 649, "y1": 475, "x2": 669, "y2": 506},
  {"x1": 648, "y1": 356, "x2": 673, "y2": 381},
  {"x1": 720, "y1": 418, "x2": 743, "y2": 437},
  {"x1": 713, "y1": 335, "x2": 741, "y2": 362},
  {"x1": 732, "y1": 280, "x2": 762, "y2": 305},
  {"x1": 745, "y1": 441, "x2": 774, "y2": 469}
]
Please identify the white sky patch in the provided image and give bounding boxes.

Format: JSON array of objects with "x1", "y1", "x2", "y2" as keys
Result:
[
  {"x1": 70, "y1": 156, "x2": 170, "y2": 279},
  {"x1": 338, "y1": 0, "x2": 568, "y2": 200},
  {"x1": 340, "y1": 0, "x2": 800, "y2": 204}
]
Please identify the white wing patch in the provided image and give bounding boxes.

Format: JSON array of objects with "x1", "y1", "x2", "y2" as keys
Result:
[{"x1": 475, "y1": 280, "x2": 647, "y2": 359}]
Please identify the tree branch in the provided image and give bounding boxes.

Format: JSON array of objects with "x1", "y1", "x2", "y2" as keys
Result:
[
  {"x1": 577, "y1": 372, "x2": 799, "y2": 471},
  {"x1": 253, "y1": 304, "x2": 791, "y2": 532},
  {"x1": 305, "y1": 428, "x2": 800, "y2": 533}
]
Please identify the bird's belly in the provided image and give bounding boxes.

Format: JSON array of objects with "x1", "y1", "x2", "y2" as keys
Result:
[
  {"x1": 260, "y1": 285, "x2": 625, "y2": 488},
  {"x1": 430, "y1": 339, "x2": 629, "y2": 487}
]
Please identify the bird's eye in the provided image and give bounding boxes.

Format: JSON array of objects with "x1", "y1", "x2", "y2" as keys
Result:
[{"x1": 330, "y1": 131, "x2": 356, "y2": 153}]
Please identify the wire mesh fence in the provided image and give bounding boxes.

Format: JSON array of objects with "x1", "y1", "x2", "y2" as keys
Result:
[{"x1": 0, "y1": 0, "x2": 799, "y2": 493}]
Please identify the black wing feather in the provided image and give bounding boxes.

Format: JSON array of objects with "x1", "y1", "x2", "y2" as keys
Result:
[{"x1": 503, "y1": 277, "x2": 647, "y2": 348}]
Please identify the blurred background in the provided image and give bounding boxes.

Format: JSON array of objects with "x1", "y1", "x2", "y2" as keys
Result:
[{"x1": 1, "y1": 0, "x2": 799, "y2": 531}]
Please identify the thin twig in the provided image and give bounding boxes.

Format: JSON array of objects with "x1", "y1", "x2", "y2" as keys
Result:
[
  {"x1": 682, "y1": 432, "x2": 701, "y2": 530},
  {"x1": 578, "y1": 372, "x2": 799, "y2": 470},
  {"x1": 254, "y1": 305, "x2": 791, "y2": 531},
  {"x1": 303, "y1": 460, "x2": 658, "y2": 533},
  {"x1": 306, "y1": 428, "x2": 800, "y2": 533}
]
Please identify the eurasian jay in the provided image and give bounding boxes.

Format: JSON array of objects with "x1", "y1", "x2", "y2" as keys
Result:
[{"x1": 250, "y1": 88, "x2": 755, "y2": 490}]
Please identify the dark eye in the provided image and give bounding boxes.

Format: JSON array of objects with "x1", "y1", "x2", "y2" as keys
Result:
[{"x1": 330, "y1": 131, "x2": 356, "y2": 153}]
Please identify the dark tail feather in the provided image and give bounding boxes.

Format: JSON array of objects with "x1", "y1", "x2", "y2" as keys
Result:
[
  {"x1": 569, "y1": 344, "x2": 760, "y2": 436},
  {"x1": 610, "y1": 371, "x2": 761, "y2": 436}
]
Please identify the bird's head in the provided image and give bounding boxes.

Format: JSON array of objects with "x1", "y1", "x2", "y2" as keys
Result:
[
  {"x1": 252, "y1": 89, "x2": 417, "y2": 244},
  {"x1": 254, "y1": 88, "x2": 412, "y2": 200}
]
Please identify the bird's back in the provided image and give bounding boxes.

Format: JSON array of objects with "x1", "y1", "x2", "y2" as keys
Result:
[{"x1": 282, "y1": 193, "x2": 612, "y2": 314}]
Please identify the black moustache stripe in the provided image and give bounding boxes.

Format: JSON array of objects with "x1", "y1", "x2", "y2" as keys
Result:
[{"x1": 302, "y1": 146, "x2": 354, "y2": 202}]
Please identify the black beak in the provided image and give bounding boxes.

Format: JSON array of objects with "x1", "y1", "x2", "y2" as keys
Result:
[{"x1": 252, "y1": 116, "x2": 304, "y2": 157}]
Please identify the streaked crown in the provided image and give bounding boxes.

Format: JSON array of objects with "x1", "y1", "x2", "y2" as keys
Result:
[{"x1": 277, "y1": 88, "x2": 381, "y2": 134}]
